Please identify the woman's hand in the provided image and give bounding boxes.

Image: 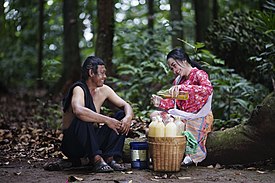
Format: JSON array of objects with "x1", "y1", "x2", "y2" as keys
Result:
[
  {"x1": 151, "y1": 94, "x2": 162, "y2": 107},
  {"x1": 169, "y1": 85, "x2": 180, "y2": 98}
]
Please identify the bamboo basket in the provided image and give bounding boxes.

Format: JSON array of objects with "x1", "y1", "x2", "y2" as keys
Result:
[{"x1": 148, "y1": 136, "x2": 186, "y2": 172}]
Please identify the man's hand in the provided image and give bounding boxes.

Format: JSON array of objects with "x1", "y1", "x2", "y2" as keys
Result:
[
  {"x1": 106, "y1": 118, "x2": 122, "y2": 135},
  {"x1": 119, "y1": 116, "x2": 132, "y2": 135}
]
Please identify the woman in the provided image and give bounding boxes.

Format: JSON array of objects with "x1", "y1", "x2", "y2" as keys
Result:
[{"x1": 151, "y1": 48, "x2": 214, "y2": 165}]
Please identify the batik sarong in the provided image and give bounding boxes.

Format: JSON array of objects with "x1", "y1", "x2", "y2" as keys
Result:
[{"x1": 185, "y1": 112, "x2": 213, "y2": 164}]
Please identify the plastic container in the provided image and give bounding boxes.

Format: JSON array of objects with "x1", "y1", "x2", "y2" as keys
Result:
[
  {"x1": 165, "y1": 118, "x2": 177, "y2": 137},
  {"x1": 148, "y1": 117, "x2": 158, "y2": 137},
  {"x1": 130, "y1": 141, "x2": 149, "y2": 169},
  {"x1": 155, "y1": 119, "x2": 165, "y2": 137},
  {"x1": 174, "y1": 116, "x2": 185, "y2": 136}
]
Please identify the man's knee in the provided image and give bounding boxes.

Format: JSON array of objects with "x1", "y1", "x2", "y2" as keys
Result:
[{"x1": 114, "y1": 110, "x2": 125, "y2": 120}]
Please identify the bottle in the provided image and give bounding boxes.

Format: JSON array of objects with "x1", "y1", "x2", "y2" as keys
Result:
[
  {"x1": 157, "y1": 89, "x2": 189, "y2": 100},
  {"x1": 177, "y1": 91, "x2": 189, "y2": 100},
  {"x1": 165, "y1": 118, "x2": 177, "y2": 137},
  {"x1": 174, "y1": 116, "x2": 185, "y2": 136},
  {"x1": 155, "y1": 116, "x2": 165, "y2": 137},
  {"x1": 148, "y1": 117, "x2": 158, "y2": 137},
  {"x1": 162, "y1": 113, "x2": 171, "y2": 126}
]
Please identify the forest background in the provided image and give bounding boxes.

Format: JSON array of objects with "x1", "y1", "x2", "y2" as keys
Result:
[{"x1": 0, "y1": 0, "x2": 275, "y2": 165}]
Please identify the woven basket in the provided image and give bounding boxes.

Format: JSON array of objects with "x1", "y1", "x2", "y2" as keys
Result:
[{"x1": 148, "y1": 136, "x2": 186, "y2": 172}]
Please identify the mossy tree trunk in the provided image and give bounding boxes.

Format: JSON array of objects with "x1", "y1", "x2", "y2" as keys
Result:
[{"x1": 204, "y1": 92, "x2": 275, "y2": 165}]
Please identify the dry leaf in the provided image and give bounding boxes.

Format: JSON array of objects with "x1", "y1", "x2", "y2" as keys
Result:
[
  {"x1": 256, "y1": 170, "x2": 266, "y2": 174},
  {"x1": 150, "y1": 178, "x2": 160, "y2": 181},
  {"x1": 178, "y1": 176, "x2": 192, "y2": 180},
  {"x1": 14, "y1": 172, "x2": 21, "y2": 176},
  {"x1": 68, "y1": 175, "x2": 84, "y2": 182},
  {"x1": 247, "y1": 167, "x2": 256, "y2": 170}
]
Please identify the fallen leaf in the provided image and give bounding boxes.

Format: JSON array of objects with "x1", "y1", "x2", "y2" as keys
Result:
[
  {"x1": 207, "y1": 165, "x2": 214, "y2": 168},
  {"x1": 153, "y1": 176, "x2": 162, "y2": 179},
  {"x1": 169, "y1": 174, "x2": 177, "y2": 179},
  {"x1": 114, "y1": 180, "x2": 133, "y2": 183},
  {"x1": 68, "y1": 175, "x2": 84, "y2": 182},
  {"x1": 14, "y1": 172, "x2": 21, "y2": 176},
  {"x1": 121, "y1": 170, "x2": 133, "y2": 174},
  {"x1": 150, "y1": 178, "x2": 159, "y2": 181},
  {"x1": 178, "y1": 176, "x2": 192, "y2": 180},
  {"x1": 256, "y1": 170, "x2": 266, "y2": 174},
  {"x1": 234, "y1": 172, "x2": 242, "y2": 175},
  {"x1": 215, "y1": 163, "x2": 222, "y2": 169}
]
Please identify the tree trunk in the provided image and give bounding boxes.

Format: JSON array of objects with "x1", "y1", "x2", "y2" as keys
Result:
[
  {"x1": 194, "y1": 0, "x2": 211, "y2": 42},
  {"x1": 204, "y1": 92, "x2": 275, "y2": 165},
  {"x1": 147, "y1": 0, "x2": 154, "y2": 33},
  {"x1": 37, "y1": 0, "x2": 44, "y2": 89},
  {"x1": 212, "y1": 0, "x2": 219, "y2": 20},
  {"x1": 87, "y1": 0, "x2": 96, "y2": 49},
  {"x1": 0, "y1": 0, "x2": 4, "y2": 33},
  {"x1": 54, "y1": 0, "x2": 81, "y2": 96},
  {"x1": 169, "y1": 0, "x2": 183, "y2": 48},
  {"x1": 95, "y1": 0, "x2": 114, "y2": 77}
]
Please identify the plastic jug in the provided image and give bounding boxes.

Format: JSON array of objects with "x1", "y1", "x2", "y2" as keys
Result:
[
  {"x1": 165, "y1": 118, "x2": 177, "y2": 137},
  {"x1": 174, "y1": 116, "x2": 185, "y2": 136},
  {"x1": 148, "y1": 117, "x2": 158, "y2": 137},
  {"x1": 162, "y1": 113, "x2": 171, "y2": 126},
  {"x1": 155, "y1": 116, "x2": 165, "y2": 137}
]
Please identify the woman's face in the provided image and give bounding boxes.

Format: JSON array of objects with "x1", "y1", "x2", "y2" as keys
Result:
[{"x1": 167, "y1": 58, "x2": 188, "y2": 77}]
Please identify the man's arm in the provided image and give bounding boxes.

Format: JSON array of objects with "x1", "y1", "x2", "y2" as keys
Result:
[
  {"x1": 71, "y1": 86, "x2": 122, "y2": 134},
  {"x1": 104, "y1": 85, "x2": 134, "y2": 135}
]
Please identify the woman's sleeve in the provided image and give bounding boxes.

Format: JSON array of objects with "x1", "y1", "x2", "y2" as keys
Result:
[
  {"x1": 180, "y1": 70, "x2": 213, "y2": 100},
  {"x1": 158, "y1": 98, "x2": 175, "y2": 110}
]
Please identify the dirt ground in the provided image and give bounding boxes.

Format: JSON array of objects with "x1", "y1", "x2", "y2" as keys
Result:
[{"x1": 1, "y1": 159, "x2": 275, "y2": 183}]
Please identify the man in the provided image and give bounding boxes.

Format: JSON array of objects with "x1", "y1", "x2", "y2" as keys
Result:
[{"x1": 44, "y1": 56, "x2": 133, "y2": 172}]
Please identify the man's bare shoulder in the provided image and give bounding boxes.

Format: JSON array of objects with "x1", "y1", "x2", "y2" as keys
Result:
[
  {"x1": 100, "y1": 84, "x2": 117, "y2": 98},
  {"x1": 72, "y1": 85, "x2": 85, "y2": 93},
  {"x1": 101, "y1": 84, "x2": 114, "y2": 92}
]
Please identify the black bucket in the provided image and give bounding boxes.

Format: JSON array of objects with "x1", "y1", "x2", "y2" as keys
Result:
[{"x1": 129, "y1": 141, "x2": 149, "y2": 169}]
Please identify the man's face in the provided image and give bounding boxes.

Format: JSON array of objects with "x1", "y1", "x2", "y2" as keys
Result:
[{"x1": 92, "y1": 65, "x2": 106, "y2": 87}]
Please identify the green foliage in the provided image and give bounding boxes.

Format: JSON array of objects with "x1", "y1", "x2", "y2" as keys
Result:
[
  {"x1": 0, "y1": 1, "x2": 39, "y2": 89},
  {"x1": 206, "y1": 11, "x2": 269, "y2": 84},
  {"x1": 0, "y1": 0, "x2": 63, "y2": 90},
  {"x1": 218, "y1": 0, "x2": 264, "y2": 16},
  {"x1": 195, "y1": 48, "x2": 269, "y2": 129},
  {"x1": 42, "y1": 59, "x2": 62, "y2": 88},
  {"x1": 111, "y1": 26, "x2": 172, "y2": 119},
  {"x1": 248, "y1": 10, "x2": 275, "y2": 91}
]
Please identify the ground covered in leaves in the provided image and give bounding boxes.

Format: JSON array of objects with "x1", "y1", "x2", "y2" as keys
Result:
[{"x1": 1, "y1": 92, "x2": 275, "y2": 183}]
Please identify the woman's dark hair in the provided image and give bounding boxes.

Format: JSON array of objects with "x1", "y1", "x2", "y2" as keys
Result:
[
  {"x1": 81, "y1": 56, "x2": 105, "y2": 81},
  {"x1": 166, "y1": 48, "x2": 202, "y2": 70}
]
